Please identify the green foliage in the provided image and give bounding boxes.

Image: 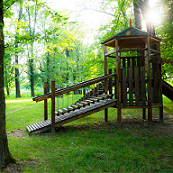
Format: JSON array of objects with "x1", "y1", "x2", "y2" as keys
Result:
[{"x1": 157, "y1": 0, "x2": 173, "y2": 78}]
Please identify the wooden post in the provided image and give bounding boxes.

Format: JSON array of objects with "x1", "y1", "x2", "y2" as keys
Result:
[
  {"x1": 114, "y1": 69, "x2": 117, "y2": 99},
  {"x1": 51, "y1": 81, "x2": 55, "y2": 133},
  {"x1": 108, "y1": 69, "x2": 113, "y2": 99},
  {"x1": 146, "y1": 38, "x2": 152, "y2": 124},
  {"x1": 115, "y1": 40, "x2": 121, "y2": 124},
  {"x1": 157, "y1": 42, "x2": 163, "y2": 123},
  {"x1": 143, "y1": 108, "x2": 146, "y2": 120},
  {"x1": 104, "y1": 45, "x2": 108, "y2": 122},
  {"x1": 44, "y1": 82, "x2": 48, "y2": 120}
]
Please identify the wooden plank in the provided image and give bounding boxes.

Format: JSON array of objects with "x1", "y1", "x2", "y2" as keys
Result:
[
  {"x1": 51, "y1": 81, "x2": 55, "y2": 133},
  {"x1": 128, "y1": 67, "x2": 133, "y2": 106},
  {"x1": 146, "y1": 37, "x2": 152, "y2": 123},
  {"x1": 115, "y1": 39, "x2": 121, "y2": 124},
  {"x1": 85, "y1": 100, "x2": 94, "y2": 103},
  {"x1": 62, "y1": 108, "x2": 68, "y2": 113},
  {"x1": 157, "y1": 43, "x2": 163, "y2": 123},
  {"x1": 105, "y1": 50, "x2": 116, "y2": 57},
  {"x1": 122, "y1": 67, "x2": 127, "y2": 106},
  {"x1": 26, "y1": 125, "x2": 32, "y2": 133},
  {"x1": 108, "y1": 69, "x2": 113, "y2": 98},
  {"x1": 114, "y1": 69, "x2": 117, "y2": 99},
  {"x1": 140, "y1": 67, "x2": 146, "y2": 105},
  {"x1": 119, "y1": 48, "x2": 146, "y2": 52},
  {"x1": 152, "y1": 63, "x2": 159, "y2": 103},
  {"x1": 143, "y1": 108, "x2": 146, "y2": 120},
  {"x1": 75, "y1": 103, "x2": 84, "y2": 108},
  {"x1": 150, "y1": 48, "x2": 160, "y2": 54},
  {"x1": 89, "y1": 98, "x2": 99, "y2": 102},
  {"x1": 80, "y1": 101, "x2": 90, "y2": 106},
  {"x1": 67, "y1": 106, "x2": 74, "y2": 111},
  {"x1": 31, "y1": 124, "x2": 37, "y2": 131},
  {"x1": 104, "y1": 45, "x2": 108, "y2": 122},
  {"x1": 71, "y1": 104, "x2": 79, "y2": 109},
  {"x1": 39, "y1": 121, "x2": 47, "y2": 127},
  {"x1": 134, "y1": 67, "x2": 140, "y2": 106},
  {"x1": 57, "y1": 109, "x2": 64, "y2": 115}
]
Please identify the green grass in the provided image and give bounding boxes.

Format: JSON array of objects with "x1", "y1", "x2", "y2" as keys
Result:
[{"x1": 3, "y1": 96, "x2": 173, "y2": 172}]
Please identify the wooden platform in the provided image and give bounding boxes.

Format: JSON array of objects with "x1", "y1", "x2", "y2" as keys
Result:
[{"x1": 26, "y1": 99, "x2": 117, "y2": 135}]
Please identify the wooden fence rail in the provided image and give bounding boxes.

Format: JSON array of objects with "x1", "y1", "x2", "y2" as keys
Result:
[{"x1": 33, "y1": 73, "x2": 116, "y2": 102}]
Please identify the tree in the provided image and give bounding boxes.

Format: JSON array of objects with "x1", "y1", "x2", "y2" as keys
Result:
[
  {"x1": 133, "y1": 0, "x2": 142, "y2": 29},
  {"x1": 14, "y1": 0, "x2": 23, "y2": 98},
  {"x1": 0, "y1": 0, "x2": 15, "y2": 169}
]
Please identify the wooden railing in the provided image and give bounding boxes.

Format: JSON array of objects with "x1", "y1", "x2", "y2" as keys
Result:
[
  {"x1": 33, "y1": 72, "x2": 116, "y2": 133},
  {"x1": 33, "y1": 73, "x2": 116, "y2": 102}
]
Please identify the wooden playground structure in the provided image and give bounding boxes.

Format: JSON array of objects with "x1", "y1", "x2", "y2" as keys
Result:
[{"x1": 26, "y1": 27, "x2": 173, "y2": 135}]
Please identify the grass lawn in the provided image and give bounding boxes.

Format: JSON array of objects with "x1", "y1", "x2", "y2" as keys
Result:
[{"x1": 3, "y1": 96, "x2": 173, "y2": 172}]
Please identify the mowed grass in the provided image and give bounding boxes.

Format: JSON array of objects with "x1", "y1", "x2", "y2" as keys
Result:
[{"x1": 3, "y1": 96, "x2": 173, "y2": 172}]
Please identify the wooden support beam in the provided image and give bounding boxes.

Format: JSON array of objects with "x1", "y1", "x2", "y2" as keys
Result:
[
  {"x1": 143, "y1": 108, "x2": 146, "y2": 120},
  {"x1": 104, "y1": 45, "x2": 108, "y2": 122},
  {"x1": 44, "y1": 82, "x2": 48, "y2": 120},
  {"x1": 115, "y1": 40, "x2": 121, "y2": 124},
  {"x1": 146, "y1": 38, "x2": 152, "y2": 124},
  {"x1": 157, "y1": 43, "x2": 163, "y2": 123},
  {"x1": 51, "y1": 81, "x2": 55, "y2": 134},
  {"x1": 108, "y1": 69, "x2": 113, "y2": 99}
]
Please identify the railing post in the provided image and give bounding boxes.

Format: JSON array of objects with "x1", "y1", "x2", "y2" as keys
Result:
[
  {"x1": 104, "y1": 45, "x2": 108, "y2": 122},
  {"x1": 51, "y1": 81, "x2": 55, "y2": 134},
  {"x1": 108, "y1": 69, "x2": 113, "y2": 99},
  {"x1": 146, "y1": 38, "x2": 152, "y2": 124},
  {"x1": 114, "y1": 69, "x2": 117, "y2": 99},
  {"x1": 44, "y1": 82, "x2": 48, "y2": 120}
]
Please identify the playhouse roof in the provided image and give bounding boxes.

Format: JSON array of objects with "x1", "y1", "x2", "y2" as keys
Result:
[{"x1": 101, "y1": 27, "x2": 162, "y2": 48}]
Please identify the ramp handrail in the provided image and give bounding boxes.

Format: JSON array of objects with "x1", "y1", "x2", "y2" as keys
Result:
[{"x1": 33, "y1": 73, "x2": 116, "y2": 102}]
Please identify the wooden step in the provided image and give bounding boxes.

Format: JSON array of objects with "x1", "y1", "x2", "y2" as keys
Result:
[
  {"x1": 89, "y1": 98, "x2": 99, "y2": 102},
  {"x1": 57, "y1": 109, "x2": 64, "y2": 115},
  {"x1": 75, "y1": 103, "x2": 84, "y2": 108},
  {"x1": 94, "y1": 96, "x2": 103, "y2": 100},
  {"x1": 80, "y1": 101, "x2": 90, "y2": 106},
  {"x1": 85, "y1": 99, "x2": 94, "y2": 103},
  {"x1": 67, "y1": 106, "x2": 74, "y2": 111},
  {"x1": 62, "y1": 108, "x2": 68, "y2": 113},
  {"x1": 71, "y1": 104, "x2": 79, "y2": 109}
]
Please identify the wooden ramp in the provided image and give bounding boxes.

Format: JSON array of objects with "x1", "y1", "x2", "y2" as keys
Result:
[{"x1": 26, "y1": 99, "x2": 117, "y2": 135}]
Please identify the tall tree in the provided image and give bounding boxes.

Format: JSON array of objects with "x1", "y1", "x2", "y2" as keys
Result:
[
  {"x1": 0, "y1": 0, "x2": 15, "y2": 169},
  {"x1": 133, "y1": 0, "x2": 142, "y2": 29},
  {"x1": 14, "y1": 0, "x2": 22, "y2": 98},
  {"x1": 138, "y1": 0, "x2": 155, "y2": 35}
]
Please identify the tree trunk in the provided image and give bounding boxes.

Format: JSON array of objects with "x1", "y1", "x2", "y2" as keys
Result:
[
  {"x1": 133, "y1": 0, "x2": 142, "y2": 30},
  {"x1": 6, "y1": 83, "x2": 10, "y2": 96},
  {"x1": 139, "y1": 0, "x2": 155, "y2": 35},
  {"x1": 30, "y1": 42, "x2": 35, "y2": 97},
  {"x1": 0, "y1": 1, "x2": 15, "y2": 169},
  {"x1": 14, "y1": 4, "x2": 22, "y2": 98},
  {"x1": 47, "y1": 51, "x2": 50, "y2": 93}
]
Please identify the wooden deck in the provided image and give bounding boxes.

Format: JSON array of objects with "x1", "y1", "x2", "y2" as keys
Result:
[{"x1": 26, "y1": 99, "x2": 117, "y2": 135}]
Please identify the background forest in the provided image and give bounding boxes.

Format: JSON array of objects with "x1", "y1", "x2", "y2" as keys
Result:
[{"x1": 3, "y1": 0, "x2": 173, "y2": 98}]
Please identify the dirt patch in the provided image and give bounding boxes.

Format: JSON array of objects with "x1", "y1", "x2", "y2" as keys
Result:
[
  {"x1": 2, "y1": 163, "x2": 24, "y2": 173},
  {"x1": 7, "y1": 130, "x2": 27, "y2": 138},
  {"x1": 6, "y1": 105, "x2": 35, "y2": 115}
]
